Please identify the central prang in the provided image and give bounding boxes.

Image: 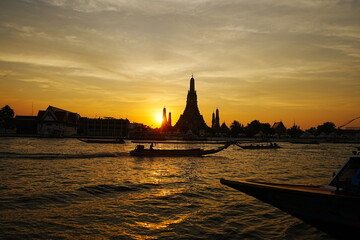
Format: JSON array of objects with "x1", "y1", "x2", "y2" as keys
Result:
[{"x1": 174, "y1": 76, "x2": 208, "y2": 135}]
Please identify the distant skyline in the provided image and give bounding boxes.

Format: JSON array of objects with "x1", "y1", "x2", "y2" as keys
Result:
[{"x1": 0, "y1": 0, "x2": 359, "y2": 129}]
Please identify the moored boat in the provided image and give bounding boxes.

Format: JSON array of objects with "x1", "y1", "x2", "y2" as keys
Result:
[
  {"x1": 236, "y1": 142, "x2": 281, "y2": 149},
  {"x1": 220, "y1": 153, "x2": 360, "y2": 239},
  {"x1": 78, "y1": 138, "x2": 125, "y2": 144},
  {"x1": 130, "y1": 143, "x2": 231, "y2": 157}
]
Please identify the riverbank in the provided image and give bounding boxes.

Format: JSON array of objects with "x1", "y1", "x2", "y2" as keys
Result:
[{"x1": 1, "y1": 134, "x2": 359, "y2": 144}]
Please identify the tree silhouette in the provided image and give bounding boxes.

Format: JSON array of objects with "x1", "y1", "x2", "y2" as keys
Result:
[
  {"x1": 288, "y1": 125, "x2": 303, "y2": 138},
  {"x1": 317, "y1": 122, "x2": 336, "y2": 135},
  {"x1": 243, "y1": 120, "x2": 275, "y2": 137},
  {"x1": 0, "y1": 105, "x2": 15, "y2": 131},
  {"x1": 245, "y1": 120, "x2": 261, "y2": 137},
  {"x1": 229, "y1": 120, "x2": 244, "y2": 137}
]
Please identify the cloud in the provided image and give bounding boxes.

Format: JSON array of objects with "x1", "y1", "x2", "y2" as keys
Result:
[{"x1": 0, "y1": 0, "x2": 359, "y2": 127}]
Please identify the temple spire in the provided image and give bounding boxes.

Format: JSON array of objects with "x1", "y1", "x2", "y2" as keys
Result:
[
  {"x1": 168, "y1": 112, "x2": 172, "y2": 126},
  {"x1": 215, "y1": 108, "x2": 220, "y2": 129},
  {"x1": 190, "y1": 75, "x2": 195, "y2": 93},
  {"x1": 162, "y1": 107, "x2": 167, "y2": 124},
  {"x1": 212, "y1": 112, "x2": 215, "y2": 128}
]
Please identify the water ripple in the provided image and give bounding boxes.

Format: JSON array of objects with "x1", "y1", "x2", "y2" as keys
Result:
[
  {"x1": 0, "y1": 152, "x2": 122, "y2": 159},
  {"x1": 0, "y1": 138, "x2": 352, "y2": 239}
]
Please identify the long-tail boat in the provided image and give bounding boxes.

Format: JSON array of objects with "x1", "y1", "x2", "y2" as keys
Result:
[
  {"x1": 236, "y1": 142, "x2": 281, "y2": 149},
  {"x1": 130, "y1": 143, "x2": 231, "y2": 157},
  {"x1": 220, "y1": 153, "x2": 360, "y2": 239},
  {"x1": 78, "y1": 138, "x2": 125, "y2": 144}
]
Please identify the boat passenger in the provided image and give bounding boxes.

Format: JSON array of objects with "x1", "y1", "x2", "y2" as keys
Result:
[{"x1": 150, "y1": 143, "x2": 154, "y2": 150}]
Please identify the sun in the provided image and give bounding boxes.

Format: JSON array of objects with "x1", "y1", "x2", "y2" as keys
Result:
[{"x1": 155, "y1": 113, "x2": 163, "y2": 127}]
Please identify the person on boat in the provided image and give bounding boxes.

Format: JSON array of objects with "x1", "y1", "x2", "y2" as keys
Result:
[{"x1": 150, "y1": 143, "x2": 154, "y2": 150}]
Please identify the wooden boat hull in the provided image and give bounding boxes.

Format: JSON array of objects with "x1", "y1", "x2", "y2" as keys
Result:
[
  {"x1": 237, "y1": 145, "x2": 281, "y2": 150},
  {"x1": 220, "y1": 179, "x2": 360, "y2": 238},
  {"x1": 79, "y1": 139, "x2": 125, "y2": 144},
  {"x1": 235, "y1": 143, "x2": 280, "y2": 150},
  {"x1": 130, "y1": 144, "x2": 230, "y2": 157}
]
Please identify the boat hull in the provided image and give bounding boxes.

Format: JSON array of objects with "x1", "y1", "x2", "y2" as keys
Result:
[
  {"x1": 220, "y1": 179, "x2": 360, "y2": 238},
  {"x1": 238, "y1": 145, "x2": 280, "y2": 149},
  {"x1": 235, "y1": 142, "x2": 280, "y2": 149},
  {"x1": 130, "y1": 144, "x2": 230, "y2": 157}
]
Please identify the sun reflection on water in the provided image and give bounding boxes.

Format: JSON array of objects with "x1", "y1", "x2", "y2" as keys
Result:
[{"x1": 134, "y1": 213, "x2": 191, "y2": 231}]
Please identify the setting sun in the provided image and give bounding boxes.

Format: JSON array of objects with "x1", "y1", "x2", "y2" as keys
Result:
[{"x1": 155, "y1": 113, "x2": 163, "y2": 127}]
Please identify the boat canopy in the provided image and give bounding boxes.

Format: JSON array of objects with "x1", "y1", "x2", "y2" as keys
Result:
[{"x1": 328, "y1": 155, "x2": 360, "y2": 193}]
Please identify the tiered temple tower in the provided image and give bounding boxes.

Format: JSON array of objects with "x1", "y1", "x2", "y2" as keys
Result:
[{"x1": 174, "y1": 76, "x2": 208, "y2": 134}]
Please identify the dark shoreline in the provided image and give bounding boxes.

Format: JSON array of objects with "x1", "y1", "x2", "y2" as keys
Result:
[{"x1": 1, "y1": 134, "x2": 360, "y2": 144}]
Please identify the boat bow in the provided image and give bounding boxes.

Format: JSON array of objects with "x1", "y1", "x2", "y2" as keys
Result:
[{"x1": 220, "y1": 178, "x2": 360, "y2": 238}]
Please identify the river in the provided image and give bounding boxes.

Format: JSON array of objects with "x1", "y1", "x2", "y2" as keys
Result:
[{"x1": 1, "y1": 138, "x2": 357, "y2": 239}]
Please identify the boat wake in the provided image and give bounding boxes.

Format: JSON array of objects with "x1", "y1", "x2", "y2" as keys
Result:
[{"x1": 0, "y1": 152, "x2": 127, "y2": 159}]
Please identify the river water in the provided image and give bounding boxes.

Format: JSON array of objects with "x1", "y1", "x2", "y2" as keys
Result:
[{"x1": 0, "y1": 138, "x2": 357, "y2": 239}]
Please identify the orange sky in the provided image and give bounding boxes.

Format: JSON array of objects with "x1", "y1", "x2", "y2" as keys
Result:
[{"x1": 0, "y1": 0, "x2": 359, "y2": 130}]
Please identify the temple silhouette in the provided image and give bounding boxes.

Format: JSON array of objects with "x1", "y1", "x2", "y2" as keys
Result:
[
  {"x1": 174, "y1": 76, "x2": 209, "y2": 135},
  {"x1": 160, "y1": 107, "x2": 172, "y2": 131},
  {"x1": 212, "y1": 108, "x2": 220, "y2": 131}
]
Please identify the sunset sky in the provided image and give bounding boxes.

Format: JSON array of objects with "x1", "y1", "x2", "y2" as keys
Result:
[{"x1": 0, "y1": 0, "x2": 359, "y2": 129}]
